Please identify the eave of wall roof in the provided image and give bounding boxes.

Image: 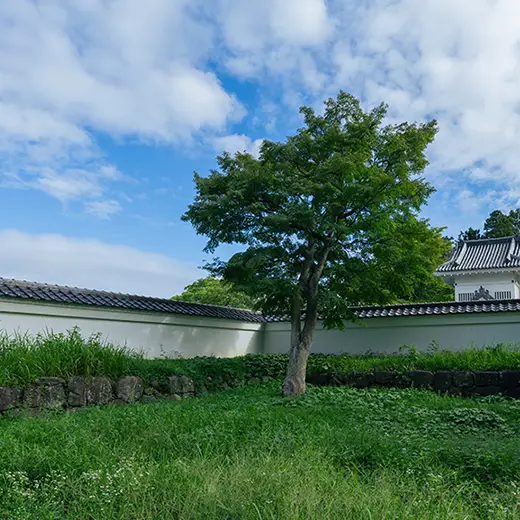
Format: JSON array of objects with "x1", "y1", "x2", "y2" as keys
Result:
[
  {"x1": 3, "y1": 277, "x2": 520, "y2": 323},
  {"x1": 436, "y1": 236, "x2": 520, "y2": 274},
  {"x1": 435, "y1": 267, "x2": 520, "y2": 277}
]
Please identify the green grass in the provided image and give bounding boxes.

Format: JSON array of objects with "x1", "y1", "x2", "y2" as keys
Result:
[
  {"x1": 0, "y1": 328, "x2": 140, "y2": 387},
  {"x1": 1, "y1": 383, "x2": 520, "y2": 519},
  {"x1": 2, "y1": 328, "x2": 520, "y2": 392}
]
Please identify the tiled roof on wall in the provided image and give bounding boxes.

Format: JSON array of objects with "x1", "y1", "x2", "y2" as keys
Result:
[
  {"x1": 354, "y1": 299, "x2": 520, "y2": 318},
  {"x1": 2, "y1": 278, "x2": 520, "y2": 322},
  {"x1": 264, "y1": 299, "x2": 520, "y2": 321},
  {"x1": 0, "y1": 278, "x2": 264, "y2": 323},
  {"x1": 436, "y1": 236, "x2": 520, "y2": 273}
]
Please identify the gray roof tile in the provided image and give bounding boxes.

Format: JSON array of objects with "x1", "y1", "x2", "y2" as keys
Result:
[
  {"x1": 0, "y1": 278, "x2": 264, "y2": 323},
  {"x1": 355, "y1": 300, "x2": 520, "y2": 318},
  {"x1": 1, "y1": 278, "x2": 520, "y2": 323},
  {"x1": 437, "y1": 236, "x2": 520, "y2": 273}
]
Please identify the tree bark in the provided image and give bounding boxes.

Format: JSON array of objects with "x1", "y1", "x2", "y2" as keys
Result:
[
  {"x1": 282, "y1": 244, "x2": 331, "y2": 397},
  {"x1": 282, "y1": 331, "x2": 312, "y2": 396}
]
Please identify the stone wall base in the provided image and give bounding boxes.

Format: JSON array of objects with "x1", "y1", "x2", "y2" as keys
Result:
[
  {"x1": 307, "y1": 370, "x2": 520, "y2": 397},
  {"x1": 0, "y1": 375, "x2": 195, "y2": 418}
]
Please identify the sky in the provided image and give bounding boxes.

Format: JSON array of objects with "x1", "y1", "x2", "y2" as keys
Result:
[{"x1": 1, "y1": 0, "x2": 520, "y2": 297}]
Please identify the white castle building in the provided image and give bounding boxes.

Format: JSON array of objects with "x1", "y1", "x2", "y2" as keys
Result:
[{"x1": 436, "y1": 236, "x2": 520, "y2": 302}]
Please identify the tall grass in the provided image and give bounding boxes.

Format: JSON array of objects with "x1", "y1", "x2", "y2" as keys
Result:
[
  {"x1": 309, "y1": 342, "x2": 520, "y2": 373},
  {"x1": 0, "y1": 328, "x2": 140, "y2": 387},
  {"x1": 1, "y1": 383, "x2": 520, "y2": 518},
  {"x1": 2, "y1": 328, "x2": 520, "y2": 389}
]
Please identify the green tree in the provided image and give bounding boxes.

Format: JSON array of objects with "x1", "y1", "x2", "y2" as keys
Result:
[
  {"x1": 395, "y1": 235, "x2": 453, "y2": 303},
  {"x1": 405, "y1": 276, "x2": 454, "y2": 303},
  {"x1": 508, "y1": 209, "x2": 520, "y2": 232},
  {"x1": 461, "y1": 209, "x2": 520, "y2": 240},
  {"x1": 483, "y1": 210, "x2": 517, "y2": 238},
  {"x1": 461, "y1": 227, "x2": 482, "y2": 240},
  {"x1": 172, "y1": 277, "x2": 255, "y2": 309},
  {"x1": 183, "y1": 91, "x2": 446, "y2": 396}
]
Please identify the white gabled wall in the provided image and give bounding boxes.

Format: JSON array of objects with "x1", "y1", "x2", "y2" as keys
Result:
[
  {"x1": 1, "y1": 298, "x2": 520, "y2": 358},
  {"x1": 453, "y1": 272, "x2": 520, "y2": 301}
]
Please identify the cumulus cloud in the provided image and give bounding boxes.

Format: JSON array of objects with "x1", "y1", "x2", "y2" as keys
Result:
[
  {"x1": 212, "y1": 134, "x2": 265, "y2": 158},
  {"x1": 211, "y1": 0, "x2": 520, "y2": 229},
  {"x1": 0, "y1": 1, "x2": 242, "y2": 143},
  {"x1": 0, "y1": 230, "x2": 199, "y2": 298},
  {"x1": 3, "y1": 0, "x2": 520, "y2": 231},
  {"x1": 84, "y1": 200, "x2": 122, "y2": 220},
  {"x1": 216, "y1": 0, "x2": 331, "y2": 51},
  {"x1": 1, "y1": 163, "x2": 127, "y2": 219},
  {"x1": 324, "y1": 0, "x2": 520, "y2": 224},
  {"x1": 0, "y1": 0, "x2": 244, "y2": 216},
  {"x1": 216, "y1": 0, "x2": 333, "y2": 89}
]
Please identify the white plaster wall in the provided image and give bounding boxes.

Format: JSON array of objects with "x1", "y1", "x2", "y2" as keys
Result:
[
  {"x1": 453, "y1": 272, "x2": 517, "y2": 300},
  {"x1": 2, "y1": 298, "x2": 520, "y2": 359},
  {"x1": 263, "y1": 312, "x2": 520, "y2": 355},
  {"x1": 0, "y1": 299, "x2": 263, "y2": 358}
]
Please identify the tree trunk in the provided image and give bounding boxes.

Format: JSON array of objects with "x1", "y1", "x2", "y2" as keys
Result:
[
  {"x1": 282, "y1": 331, "x2": 312, "y2": 396},
  {"x1": 282, "y1": 295, "x2": 318, "y2": 396},
  {"x1": 282, "y1": 243, "x2": 329, "y2": 396}
]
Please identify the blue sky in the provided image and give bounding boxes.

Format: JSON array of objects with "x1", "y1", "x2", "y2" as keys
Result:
[{"x1": 1, "y1": 0, "x2": 520, "y2": 297}]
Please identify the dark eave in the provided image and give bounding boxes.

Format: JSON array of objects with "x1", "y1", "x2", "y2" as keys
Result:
[
  {"x1": 353, "y1": 299, "x2": 520, "y2": 318},
  {"x1": 2, "y1": 277, "x2": 520, "y2": 323},
  {"x1": 437, "y1": 236, "x2": 520, "y2": 274},
  {"x1": 0, "y1": 278, "x2": 264, "y2": 323}
]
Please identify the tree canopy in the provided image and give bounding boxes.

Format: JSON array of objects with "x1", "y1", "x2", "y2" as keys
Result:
[
  {"x1": 172, "y1": 277, "x2": 256, "y2": 309},
  {"x1": 461, "y1": 209, "x2": 520, "y2": 240},
  {"x1": 183, "y1": 91, "x2": 447, "y2": 395}
]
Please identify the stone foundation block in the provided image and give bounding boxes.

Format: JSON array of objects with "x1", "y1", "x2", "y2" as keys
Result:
[
  {"x1": 433, "y1": 371, "x2": 453, "y2": 392},
  {"x1": 453, "y1": 371, "x2": 475, "y2": 388},
  {"x1": 117, "y1": 376, "x2": 144, "y2": 403},
  {"x1": 474, "y1": 371, "x2": 500, "y2": 387},
  {"x1": 374, "y1": 371, "x2": 395, "y2": 385},
  {"x1": 500, "y1": 371, "x2": 520, "y2": 388},
  {"x1": 25, "y1": 377, "x2": 66, "y2": 410},
  {"x1": 0, "y1": 387, "x2": 23, "y2": 412},
  {"x1": 168, "y1": 375, "x2": 195, "y2": 397},
  {"x1": 407, "y1": 370, "x2": 433, "y2": 388}
]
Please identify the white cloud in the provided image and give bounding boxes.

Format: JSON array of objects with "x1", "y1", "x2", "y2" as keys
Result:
[
  {"x1": 0, "y1": 1, "x2": 242, "y2": 143},
  {"x1": 0, "y1": 230, "x2": 199, "y2": 298},
  {"x1": 216, "y1": 0, "x2": 331, "y2": 51},
  {"x1": 0, "y1": 0, "x2": 244, "y2": 215},
  {"x1": 322, "y1": 0, "x2": 520, "y2": 222},
  {"x1": 212, "y1": 0, "x2": 520, "y2": 228},
  {"x1": 212, "y1": 134, "x2": 265, "y2": 158},
  {"x1": 1, "y1": 164, "x2": 127, "y2": 218},
  {"x1": 84, "y1": 200, "x2": 122, "y2": 220},
  {"x1": 4, "y1": 0, "x2": 520, "y2": 231},
  {"x1": 216, "y1": 0, "x2": 333, "y2": 85}
]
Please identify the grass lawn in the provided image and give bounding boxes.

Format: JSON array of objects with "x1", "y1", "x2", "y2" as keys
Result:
[{"x1": 1, "y1": 383, "x2": 520, "y2": 519}]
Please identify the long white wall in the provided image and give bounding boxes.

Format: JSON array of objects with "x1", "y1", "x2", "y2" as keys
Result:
[
  {"x1": 0, "y1": 299, "x2": 263, "y2": 358},
  {"x1": 263, "y1": 312, "x2": 520, "y2": 355},
  {"x1": 1, "y1": 298, "x2": 520, "y2": 358}
]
